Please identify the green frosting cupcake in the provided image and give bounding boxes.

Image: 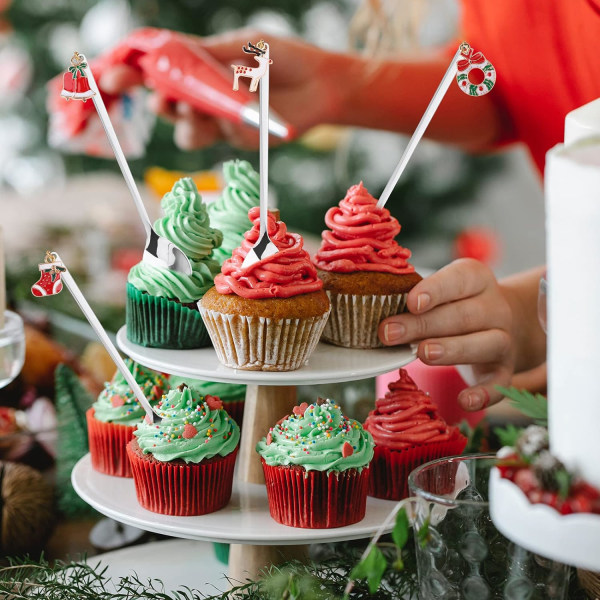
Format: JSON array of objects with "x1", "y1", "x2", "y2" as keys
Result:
[
  {"x1": 256, "y1": 400, "x2": 374, "y2": 473},
  {"x1": 93, "y1": 360, "x2": 168, "y2": 426},
  {"x1": 168, "y1": 376, "x2": 246, "y2": 403},
  {"x1": 134, "y1": 384, "x2": 240, "y2": 463},
  {"x1": 128, "y1": 178, "x2": 223, "y2": 303},
  {"x1": 208, "y1": 160, "x2": 259, "y2": 264}
]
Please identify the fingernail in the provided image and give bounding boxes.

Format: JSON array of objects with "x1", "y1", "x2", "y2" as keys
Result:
[
  {"x1": 383, "y1": 322, "x2": 406, "y2": 343},
  {"x1": 417, "y1": 293, "x2": 431, "y2": 312},
  {"x1": 424, "y1": 343, "x2": 444, "y2": 361},
  {"x1": 466, "y1": 391, "x2": 485, "y2": 411}
]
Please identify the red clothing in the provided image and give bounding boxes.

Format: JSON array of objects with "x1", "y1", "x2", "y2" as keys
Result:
[{"x1": 461, "y1": 0, "x2": 600, "y2": 174}]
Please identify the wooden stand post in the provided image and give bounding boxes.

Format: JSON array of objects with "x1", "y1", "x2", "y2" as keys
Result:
[{"x1": 228, "y1": 384, "x2": 309, "y2": 581}]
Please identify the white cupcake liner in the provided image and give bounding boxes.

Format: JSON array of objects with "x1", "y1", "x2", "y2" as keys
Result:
[
  {"x1": 322, "y1": 291, "x2": 408, "y2": 349},
  {"x1": 199, "y1": 307, "x2": 330, "y2": 371}
]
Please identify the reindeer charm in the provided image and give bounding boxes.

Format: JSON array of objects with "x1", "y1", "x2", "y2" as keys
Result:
[{"x1": 232, "y1": 40, "x2": 272, "y2": 92}]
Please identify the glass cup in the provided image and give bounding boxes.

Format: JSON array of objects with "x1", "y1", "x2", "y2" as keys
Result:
[
  {"x1": 408, "y1": 454, "x2": 570, "y2": 600},
  {"x1": 0, "y1": 310, "x2": 26, "y2": 389}
]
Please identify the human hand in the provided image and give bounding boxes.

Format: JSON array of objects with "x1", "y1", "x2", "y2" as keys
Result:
[
  {"x1": 378, "y1": 259, "x2": 516, "y2": 411},
  {"x1": 100, "y1": 29, "x2": 355, "y2": 150}
]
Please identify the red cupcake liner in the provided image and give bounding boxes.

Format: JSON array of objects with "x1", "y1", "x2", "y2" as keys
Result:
[
  {"x1": 126, "y1": 440, "x2": 238, "y2": 516},
  {"x1": 368, "y1": 434, "x2": 468, "y2": 500},
  {"x1": 86, "y1": 408, "x2": 135, "y2": 478},
  {"x1": 261, "y1": 459, "x2": 370, "y2": 528},
  {"x1": 222, "y1": 400, "x2": 245, "y2": 428}
]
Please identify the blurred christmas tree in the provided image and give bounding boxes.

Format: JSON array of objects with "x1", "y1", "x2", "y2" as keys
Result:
[{"x1": 4, "y1": 0, "x2": 501, "y2": 247}]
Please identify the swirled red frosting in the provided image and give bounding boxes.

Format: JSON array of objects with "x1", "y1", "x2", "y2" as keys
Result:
[
  {"x1": 214, "y1": 207, "x2": 323, "y2": 299},
  {"x1": 364, "y1": 369, "x2": 456, "y2": 450},
  {"x1": 314, "y1": 182, "x2": 415, "y2": 274}
]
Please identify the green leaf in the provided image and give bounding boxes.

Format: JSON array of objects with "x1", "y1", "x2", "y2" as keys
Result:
[
  {"x1": 417, "y1": 517, "x2": 431, "y2": 549},
  {"x1": 494, "y1": 424, "x2": 524, "y2": 447},
  {"x1": 392, "y1": 557, "x2": 405, "y2": 571},
  {"x1": 349, "y1": 546, "x2": 387, "y2": 594},
  {"x1": 556, "y1": 469, "x2": 572, "y2": 500},
  {"x1": 495, "y1": 386, "x2": 548, "y2": 426},
  {"x1": 392, "y1": 507, "x2": 410, "y2": 550}
]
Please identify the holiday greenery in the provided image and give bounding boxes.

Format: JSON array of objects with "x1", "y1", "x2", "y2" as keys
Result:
[{"x1": 54, "y1": 363, "x2": 96, "y2": 517}]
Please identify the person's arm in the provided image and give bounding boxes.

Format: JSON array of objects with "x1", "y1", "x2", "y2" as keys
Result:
[
  {"x1": 378, "y1": 261, "x2": 546, "y2": 411},
  {"x1": 99, "y1": 30, "x2": 507, "y2": 151}
]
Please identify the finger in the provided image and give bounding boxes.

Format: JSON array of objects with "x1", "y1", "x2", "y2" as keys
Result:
[
  {"x1": 173, "y1": 103, "x2": 222, "y2": 150},
  {"x1": 378, "y1": 294, "x2": 509, "y2": 345},
  {"x1": 99, "y1": 65, "x2": 144, "y2": 94},
  {"x1": 457, "y1": 366, "x2": 513, "y2": 411},
  {"x1": 406, "y1": 258, "x2": 494, "y2": 315},
  {"x1": 415, "y1": 329, "x2": 512, "y2": 366}
]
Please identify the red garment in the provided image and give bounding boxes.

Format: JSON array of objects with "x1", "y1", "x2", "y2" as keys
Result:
[{"x1": 461, "y1": 0, "x2": 600, "y2": 174}]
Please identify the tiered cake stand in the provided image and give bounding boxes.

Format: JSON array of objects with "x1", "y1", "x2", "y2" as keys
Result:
[{"x1": 72, "y1": 326, "x2": 415, "y2": 581}]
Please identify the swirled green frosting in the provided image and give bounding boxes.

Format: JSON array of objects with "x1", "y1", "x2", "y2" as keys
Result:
[
  {"x1": 256, "y1": 400, "x2": 374, "y2": 473},
  {"x1": 127, "y1": 178, "x2": 223, "y2": 302},
  {"x1": 208, "y1": 160, "x2": 259, "y2": 264},
  {"x1": 168, "y1": 376, "x2": 246, "y2": 403},
  {"x1": 93, "y1": 360, "x2": 168, "y2": 425},
  {"x1": 134, "y1": 385, "x2": 240, "y2": 463}
]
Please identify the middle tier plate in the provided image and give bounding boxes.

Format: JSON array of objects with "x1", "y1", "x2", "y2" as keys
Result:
[
  {"x1": 116, "y1": 326, "x2": 415, "y2": 385},
  {"x1": 73, "y1": 454, "x2": 398, "y2": 545}
]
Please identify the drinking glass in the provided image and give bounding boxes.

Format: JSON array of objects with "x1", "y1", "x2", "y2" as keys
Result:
[
  {"x1": 0, "y1": 311, "x2": 25, "y2": 389},
  {"x1": 408, "y1": 454, "x2": 570, "y2": 600}
]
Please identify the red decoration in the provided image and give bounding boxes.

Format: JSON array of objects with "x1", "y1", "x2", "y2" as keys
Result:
[
  {"x1": 183, "y1": 424, "x2": 198, "y2": 439},
  {"x1": 453, "y1": 227, "x2": 500, "y2": 266},
  {"x1": 342, "y1": 442, "x2": 354, "y2": 458},
  {"x1": 111, "y1": 395, "x2": 125, "y2": 408},
  {"x1": 292, "y1": 402, "x2": 309, "y2": 417},
  {"x1": 31, "y1": 253, "x2": 65, "y2": 297},
  {"x1": 266, "y1": 432, "x2": 273, "y2": 445},
  {"x1": 152, "y1": 385, "x2": 163, "y2": 399},
  {"x1": 204, "y1": 395, "x2": 223, "y2": 411}
]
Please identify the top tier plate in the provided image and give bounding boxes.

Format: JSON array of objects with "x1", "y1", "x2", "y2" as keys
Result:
[{"x1": 116, "y1": 326, "x2": 414, "y2": 385}]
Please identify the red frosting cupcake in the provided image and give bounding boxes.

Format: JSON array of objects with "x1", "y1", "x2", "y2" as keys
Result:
[
  {"x1": 200, "y1": 208, "x2": 330, "y2": 371},
  {"x1": 364, "y1": 369, "x2": 467, "y2": 500},
  {"x1": 314, "y1": 183, "x2": 421, "y2": 348}
]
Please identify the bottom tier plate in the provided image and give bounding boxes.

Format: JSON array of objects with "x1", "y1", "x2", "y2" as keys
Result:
[
  {"x1": 489, "y1": 467, "x2": 600, "y2": 571},
  {"x1": 73, "y1": 454, "x2": 397, "y2": 545}
]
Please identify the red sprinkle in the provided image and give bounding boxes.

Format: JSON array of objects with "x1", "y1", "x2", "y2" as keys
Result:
[
  {"x1": 293, "y1": 402, "x2": 309, "y2": 417},
  {"x1": 205, "y1": 395, "x2": 223, "y2": 411},
  {"x1": 266, "y1": 432, "x2": 273, "y2": 445},
  {"x1": 111, "y1": 395, "x2": 125, "y2": 408}
]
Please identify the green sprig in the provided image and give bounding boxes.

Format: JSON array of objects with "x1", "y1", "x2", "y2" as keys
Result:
[{"x1": 495, "y1": 386, "x2": 548, "y2": 426}]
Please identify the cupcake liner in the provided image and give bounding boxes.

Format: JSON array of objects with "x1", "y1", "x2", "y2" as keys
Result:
[
  {"x1": 261, "y1": 460, "x2": 370, "y2": 528},
  {"x1": 86, "y1": 408, "x2": 135, "y2": 478},
  {"x1": 368, "y1": 435, "x2": 468, "y2": 500},
  {"x1": 322, "y1": 291, "x2": 408, "y2": 349},
  {"x1": 199, "y1": 307, "x2": 330, "y2": 371},
  {"x1": 126, "y1": 440, "x2": 238, "y2": 516},
  {"x1": 126, "y1": 283, "x2": 211, "y2": 349}
]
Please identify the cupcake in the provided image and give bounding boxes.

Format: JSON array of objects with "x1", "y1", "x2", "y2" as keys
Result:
[
  {"x1": 169, "y1": 376, "x2": 246, "y2": 426},
  {"x1": 127, "y1": 384, "x2": 240, "y2": 515},
  {"x1": 208, "y1": 160, "x2": 260, "y2": 265},
  {"x1": 314, "y1": 182, "x2": 421, "y2": 348},
  {"x1": 126, "y1": 178, "x2": 223, "y2": 349},
  {"x1": 86, "y1": 360, "x2": 168, "y2": 477},
  {"x1": 256, "y1": 399, "x2": 374, "y2": 528},
  {"x1": 364, "y1": 369, "x2": 468, "y2": 500},
  {"x1": 200, "y1": 208, "x2": 331, "y2": 371}
]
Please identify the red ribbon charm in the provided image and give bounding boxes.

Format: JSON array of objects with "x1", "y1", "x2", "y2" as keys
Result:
[{"x1": 457, "y1": 49, "x2": 486, "y2": 72}]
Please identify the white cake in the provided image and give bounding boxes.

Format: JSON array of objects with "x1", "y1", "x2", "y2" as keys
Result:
[{"x1": 546, "y1": 127, "x2": 600, "y2": 488}]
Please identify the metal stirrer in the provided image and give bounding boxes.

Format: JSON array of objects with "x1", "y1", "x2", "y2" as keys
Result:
[
  {"x1": 232, "y1": 41, "x2": 279, "y2": 268},
  {"x1": 377, "y1": 43, "x2": 470, "y2": 209},
  {"x1": 64, "y1": 51, "x2": 192, "y2": 275},
  {"x1": 49, "y1": 252, "x2": 161, "y2": 423}
]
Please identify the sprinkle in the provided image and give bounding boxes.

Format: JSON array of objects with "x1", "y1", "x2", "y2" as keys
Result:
[
  {"x1": 111, "y1": 395, "x2": 125, "y2": 408},
  {"x1": 266, "y1": 432, "x2": 273, "y2": 445},
  {"x1": 342, "y1": 442, "x2": 354, "y2": 458},
  {"x1": 183, "y1": 424, "x2": 198, "y2": 439}
]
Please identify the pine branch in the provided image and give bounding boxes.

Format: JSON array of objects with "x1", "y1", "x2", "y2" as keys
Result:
[{"x1": 496, "y1": 386, "x2": 548, "y2": 426}]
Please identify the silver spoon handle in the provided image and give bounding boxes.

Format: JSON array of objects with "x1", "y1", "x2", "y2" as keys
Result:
[
  {"x1": 80, "y1": 54, "x2": 152, "y2": 235},
  {"x1": 377, "y1": 45, "x2": 464, "y2": 209},
  {"x1": 54, "y1": 253, "x2": 156, "y2": 422}
]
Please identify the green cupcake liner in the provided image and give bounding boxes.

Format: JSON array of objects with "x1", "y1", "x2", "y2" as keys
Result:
[{"x1": 126, "y1": 282, "x2": 211, "y2": 349}]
